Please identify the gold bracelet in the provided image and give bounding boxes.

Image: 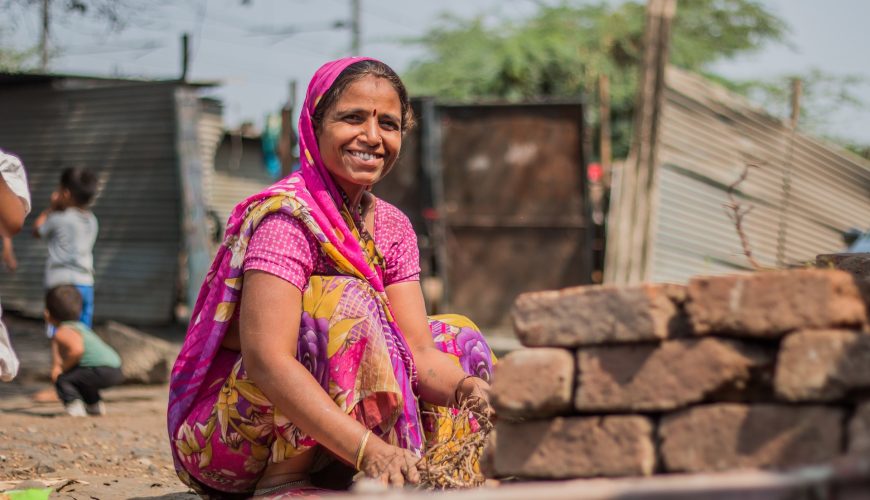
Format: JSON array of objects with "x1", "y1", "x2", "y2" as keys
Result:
[{"x1": 355, "y1": 429, "x2": 372, "y2": 471}]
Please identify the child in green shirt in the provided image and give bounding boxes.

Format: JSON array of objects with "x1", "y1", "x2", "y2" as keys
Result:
[{"x1": 46, "y1": 285, "x2": 122, "y2": 417}]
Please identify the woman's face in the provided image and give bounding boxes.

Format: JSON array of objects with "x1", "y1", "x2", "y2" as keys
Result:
[{"x1": 317, "y1": 74, "x2": 402, "y2": 194}]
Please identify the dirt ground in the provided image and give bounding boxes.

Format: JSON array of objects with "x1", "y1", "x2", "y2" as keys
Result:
[
  {"x1": 0, "y1": 314, "x2": 521, "y2": 500},
  {"x1": 0, "y1": 314, "x2": 195, "y2": 499},
  {"x1": 0, "y1": 383, "x2": 196, "y2": 499}
]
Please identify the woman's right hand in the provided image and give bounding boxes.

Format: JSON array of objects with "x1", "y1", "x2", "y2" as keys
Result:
[{"x1": 358, "y1": 437, "x2": 421, "y2": 487}]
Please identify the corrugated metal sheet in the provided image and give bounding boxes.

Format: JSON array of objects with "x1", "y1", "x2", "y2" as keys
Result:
[
  {"x1": 208, "y1": 135, "x2": 274, "y2": 231},
  {"x1": 608, "y1": 67, "x2": 870, "y2": 284},
  {"x1": 0, "y1": 77, "x2": 206, "y2": 324}
]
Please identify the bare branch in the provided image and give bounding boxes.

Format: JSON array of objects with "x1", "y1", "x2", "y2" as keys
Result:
[{"x1": 725, "y1": 164, "x2": 762, "y2": 270}]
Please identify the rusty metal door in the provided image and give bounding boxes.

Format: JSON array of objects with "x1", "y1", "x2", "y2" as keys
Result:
[
  {"x1": 440, "y1": 103, "x2": 590, "y2": 327},
  {"x1": 376, "y1": 101, "x2": 590, "y2": 328}
]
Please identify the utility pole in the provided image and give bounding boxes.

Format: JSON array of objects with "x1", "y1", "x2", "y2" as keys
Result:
[
  {"x1": 181, "y1": 33, "x2": 190, "y2": 82},
  {"x1": 40, "y1": 0, "x2": 50, "y2": 71},
  {"x1": 775, "y1": 78, "x2": 802, "y2": 268},
  {"x1": 350, "y1": 0, "x2": 361, "y2": 55},
  {"x1": 279, "y1": 80, "x2": 298, "y2": 178}
]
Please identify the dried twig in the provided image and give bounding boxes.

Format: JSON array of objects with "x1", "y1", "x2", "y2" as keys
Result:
[
  {"x1": 415, "y1": 396, "x2": 493, "y2": 490},
  {"x1": 724, "y1": 164, "x2": 762, "y2": 270}
]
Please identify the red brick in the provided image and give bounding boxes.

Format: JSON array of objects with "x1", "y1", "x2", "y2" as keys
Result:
[
  {"x1": 575, "y1": 338, "x2": 771, "y2": 412},
  {"x1": 686, "y1": 269, "x2": 865, "y2": 337},
  {"x1": 492, "y1": 416, "x2": 655, "y2": 479},
  {"x1": 512, "y1": 283, "x2": 686, "y2": 347},
  {"x1": 660, "y1": 404, "x2": 843, "y2": 472},
  {"x1": 775, "y1": 329, "x2": 870, "y2": 401},
  {"x1": 490, "y1": 348, "x2": 574, "y2": 418}
]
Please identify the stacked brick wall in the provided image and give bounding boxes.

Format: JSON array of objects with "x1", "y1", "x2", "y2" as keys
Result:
[{"x1": 489, "y1": 264, "x2": 870, "y2": 479}]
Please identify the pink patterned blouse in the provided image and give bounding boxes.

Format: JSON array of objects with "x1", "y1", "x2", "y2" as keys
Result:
[{"x1": 243, "y1": 197, "x2": 421, "y2": 291}]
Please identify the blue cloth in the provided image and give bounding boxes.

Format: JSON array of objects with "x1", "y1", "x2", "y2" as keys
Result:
[
  {"x1": 261, "y1": 113, "x2": 283, "y2": 179},
  {"x1": 848, "y1": 233, "x2": 870, "y2": 253},
  {"x1": 75, "y1": 285, "x2": 94, "y2": 327}
]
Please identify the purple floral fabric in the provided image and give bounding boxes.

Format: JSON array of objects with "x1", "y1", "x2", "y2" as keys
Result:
[{"x1": 297, "y1": 312, "x2": 330, "y2": 389}]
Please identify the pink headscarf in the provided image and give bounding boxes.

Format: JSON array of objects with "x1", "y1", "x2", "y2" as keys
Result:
[{"x1": 167, "y1": 58, "x2": 422, "y2": 470}]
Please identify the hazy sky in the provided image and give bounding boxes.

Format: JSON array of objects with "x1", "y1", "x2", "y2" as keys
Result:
[{"x1": 4, "y1": 0, "x2": 870, "y2": 143}]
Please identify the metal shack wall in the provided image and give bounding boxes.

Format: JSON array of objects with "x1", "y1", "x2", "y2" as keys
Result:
[
  {"x1": 650, "y1": 68, "x2": 870, "y2": 283},
  {"x1": 0, "y1": 81, "x2": 182, "y2": 324}
]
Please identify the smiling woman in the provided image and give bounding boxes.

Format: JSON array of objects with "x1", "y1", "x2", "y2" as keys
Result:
[
  {"x1": 166, "y1": 57, "x2": 496, "y2": 498},
  {"x1": 317, "y1": 74, "x2": 403, "y2": 205}
]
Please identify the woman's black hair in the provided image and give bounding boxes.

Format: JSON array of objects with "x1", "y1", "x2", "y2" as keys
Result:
[{"x1": 311, "y1": 59, "x2": 415, "y2": 134}]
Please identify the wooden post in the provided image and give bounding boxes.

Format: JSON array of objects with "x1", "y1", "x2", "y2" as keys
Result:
[
  {"x1": 278, "y1": 80, "x2": 298, "y2": 177},
  {"x1": 775, "y1": 78, "x2": 802, "y2": 268},
  {"x1": 598, "y1": 72, "x2": 612, "y2": 184},
  {"x1": 789, "y1": 78, "x2": 803, "y2": 129},
  {"x1": 604, "y1": 0, "x2": 676, "y2": 284}
]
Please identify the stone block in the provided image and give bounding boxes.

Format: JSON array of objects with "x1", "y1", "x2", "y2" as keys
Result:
[
  {"x1": 848, "y1": 401, "x2": 870, "y2": 454},
  {"x1": 492, "y1": 416, "x2": 655, "y2": 479},
  {"x1": 818, "y1": 253, "x2": 870, "y2": 314},
  {"x1": 95, "y1": 321, "x2": 179, "y2": 384},
  {"x1": 512, "y1": 283, "x2": 686, "y2": 347},
  {"x1": 660, "y1": 404, "x2": 843, "y2": 473},
  {"x1": 576, "y1": 338, "x2": 772, "y2": 412},
  {"x1": 686, "y1": 269, "x2": 865, "y2": 338},
  {"x1": 490, "y1": 348, "x2": 574, "y2": 418},
  {"x1": 775, "y1": 329, "x2": 870, "y2": 401},
  {"x1": 817, "y1": 253, "x2": 870, "y2": 278}
]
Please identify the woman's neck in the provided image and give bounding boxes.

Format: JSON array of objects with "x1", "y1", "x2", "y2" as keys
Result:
[{"x1": 332, "y1": 176, "x2": 366, "y2": 210}]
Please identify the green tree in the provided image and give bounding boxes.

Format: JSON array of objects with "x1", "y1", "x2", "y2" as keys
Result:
[
  {"x1": 720, "y1": 69, "x2": 869, "y2": 144},
  {"x1": 404, "y1": 0, "x2": 788, "y2": 158}
]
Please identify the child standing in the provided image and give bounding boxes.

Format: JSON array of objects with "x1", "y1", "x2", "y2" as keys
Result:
[
  {"x1": 46, "y1": 285, "x2": 122, "y2": 417},
  {"x1": 0, "y1": 149, "x2": 31, "y2": 382},
  {"x1": 33, "y1": 167, "x2": 99, "y2": 327}
]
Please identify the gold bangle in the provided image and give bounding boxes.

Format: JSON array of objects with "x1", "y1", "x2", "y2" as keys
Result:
[{"x1": 355, "y1": 429, "x2": 372, "y2": 471}]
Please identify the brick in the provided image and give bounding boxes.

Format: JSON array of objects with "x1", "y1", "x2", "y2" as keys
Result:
[
  {"x1": 775, "y1": 329, "x2": 870, "y2": 401},
  {"x1": 490, "y1": 348, "x2": 574, "y2": 418},
  {"x1": 512, "y1": 283, "x2": 686, "y2": 347},
  {"x1": 848, "y1": 401, "x2": 870, "y2": 454},
  {"x1": 575, "y1": 338, "x2": 771, "y2": 412},
  {"x1": 660, "y1": 404, "x2": 843, "y2": 473},
  {"x1": 492, "y1": 416, "x2": 655, "y2": 479},
  {"x1": 686, "y1": 269, "x2": 866, "y2": 338}
]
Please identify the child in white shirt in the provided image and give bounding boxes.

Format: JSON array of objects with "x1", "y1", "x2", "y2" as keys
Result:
[{"x1": 0, "y1": 149, "x2": 31, "y2": 381}]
